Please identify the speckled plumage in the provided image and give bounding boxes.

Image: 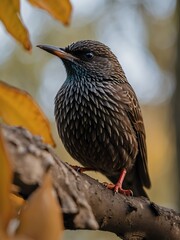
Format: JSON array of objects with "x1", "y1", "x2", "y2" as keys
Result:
[{"x1": 38, "y1": 40, "x2": 151, "y2": 197}]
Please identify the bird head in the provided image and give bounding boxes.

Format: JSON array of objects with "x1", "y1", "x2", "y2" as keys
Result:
[{"x1": 37, "y1": 40, "x2": 126, "y2": 82}]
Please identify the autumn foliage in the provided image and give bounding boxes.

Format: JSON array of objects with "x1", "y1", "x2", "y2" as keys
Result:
[
  {"x1": 0, "y1": 0, "x2": 72, "y2": 238},
  {"x1": 0, "y1": 80, "x2": 64, "y2": 239},
  {"x1": 0, "y1": 81, "x2": 55, "y2": 146},
  {"x1": 0, "y1": 0, "x2": 72, "y2": 50}
]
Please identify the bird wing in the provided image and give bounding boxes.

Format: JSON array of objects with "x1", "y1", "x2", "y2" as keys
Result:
[{"x1": 117, "y1": 82, "x2": 151, "y2": 189}]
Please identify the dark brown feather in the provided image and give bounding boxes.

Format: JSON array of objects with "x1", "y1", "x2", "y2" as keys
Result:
[{"x1": 38, "y1": 40, "x2": 151, "y2": 197}]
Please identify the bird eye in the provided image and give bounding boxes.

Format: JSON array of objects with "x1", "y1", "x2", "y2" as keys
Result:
[{"x1": 84, "y1": 52, "x2": 94, "y2": 59}]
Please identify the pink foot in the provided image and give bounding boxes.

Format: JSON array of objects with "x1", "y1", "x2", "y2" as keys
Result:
[
  {"x1": 103, "y1": 168, "x2": 133, "y2": 196},
  {"x1": 103, "y1": 182, "x2": 133, "y2": 196}
]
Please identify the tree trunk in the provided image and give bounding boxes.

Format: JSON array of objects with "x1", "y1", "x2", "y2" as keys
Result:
[{"x1": 1, "y1": 124, "x2": 180, "y2": 240}]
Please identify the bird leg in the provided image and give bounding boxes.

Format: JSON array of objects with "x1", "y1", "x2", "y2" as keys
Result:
[
  {"x1": 69, "y1": 164, "x2": 95, "y2": 173},
  {"x1": 104, "y1": 169, "x2": 133, "y2": 196}
]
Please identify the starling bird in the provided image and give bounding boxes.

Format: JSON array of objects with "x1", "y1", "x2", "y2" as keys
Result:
[{"x1": 37, "y1": 40, "x2": 151, "y2": 197}]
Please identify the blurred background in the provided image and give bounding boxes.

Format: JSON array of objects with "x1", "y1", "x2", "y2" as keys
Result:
[{"x1": 0, "y1": 0, "x2": 179, "y2": 239}]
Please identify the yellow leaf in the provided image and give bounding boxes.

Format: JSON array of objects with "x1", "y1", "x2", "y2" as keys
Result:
[
  {"x1": 0, "y1": 0, "x2": 32, "y2": 50},
  {"x1": 11, "y1": 236, "x2": 33, "y2": 240},
  {"x1": 16, "y1": 172, "x2": 63, "y2": 240},
  {"x1": 0, "y1": 81, "x2": 55, "y2": 147},
  {"x1": 29, "y1": 0, "x2": 72, "y2": 25},
  {"x1": 10, "y1": 194, "x2": 25, "y2": 213},
  {"x1": 0, "y1": 126, "x2": 13, "y2": 230},
  {"x1": 0, "y1": 229, "x2": 9, "y2": 240}
]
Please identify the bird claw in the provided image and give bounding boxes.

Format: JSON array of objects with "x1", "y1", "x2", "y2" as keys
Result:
[
  {"x1": 69, "y1": 164, "x2": 94, "y2": 173},
  {"x1": 103, "y1": 182, "x2": 114, "y2": 189},
  {"x1": 69, "y1": 164, "x2": 85, "y2": 173},
  {"x1": 103, "y1": 182, "x2": 133, "y2": 196}
]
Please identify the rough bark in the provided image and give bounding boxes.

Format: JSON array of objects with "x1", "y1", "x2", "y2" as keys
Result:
[{"x1": 1, "y1": 124, "x2": 180, "y2": 240}]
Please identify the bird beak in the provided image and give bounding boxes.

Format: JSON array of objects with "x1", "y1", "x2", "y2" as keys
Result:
[{"x1": 37, "y1": 44, "x2": 77, "y2": 61}]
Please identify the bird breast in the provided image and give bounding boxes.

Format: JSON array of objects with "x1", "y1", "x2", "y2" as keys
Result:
[{"x1": 54, "y1": 78, "x2": 138, "y2": 176}]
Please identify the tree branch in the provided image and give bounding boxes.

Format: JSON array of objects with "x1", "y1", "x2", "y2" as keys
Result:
[{"x1": 2, "y1": 124, "x2": 180, "y2": 240}]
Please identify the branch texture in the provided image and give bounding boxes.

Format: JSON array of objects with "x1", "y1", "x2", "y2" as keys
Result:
[{"x1": 2, "y1": 124, "x2": 180, "y2": 240}]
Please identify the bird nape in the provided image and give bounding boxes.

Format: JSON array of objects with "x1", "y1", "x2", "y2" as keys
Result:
[{"x1": 37, "y1": 40, "x2": 151, "y2": 198}]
